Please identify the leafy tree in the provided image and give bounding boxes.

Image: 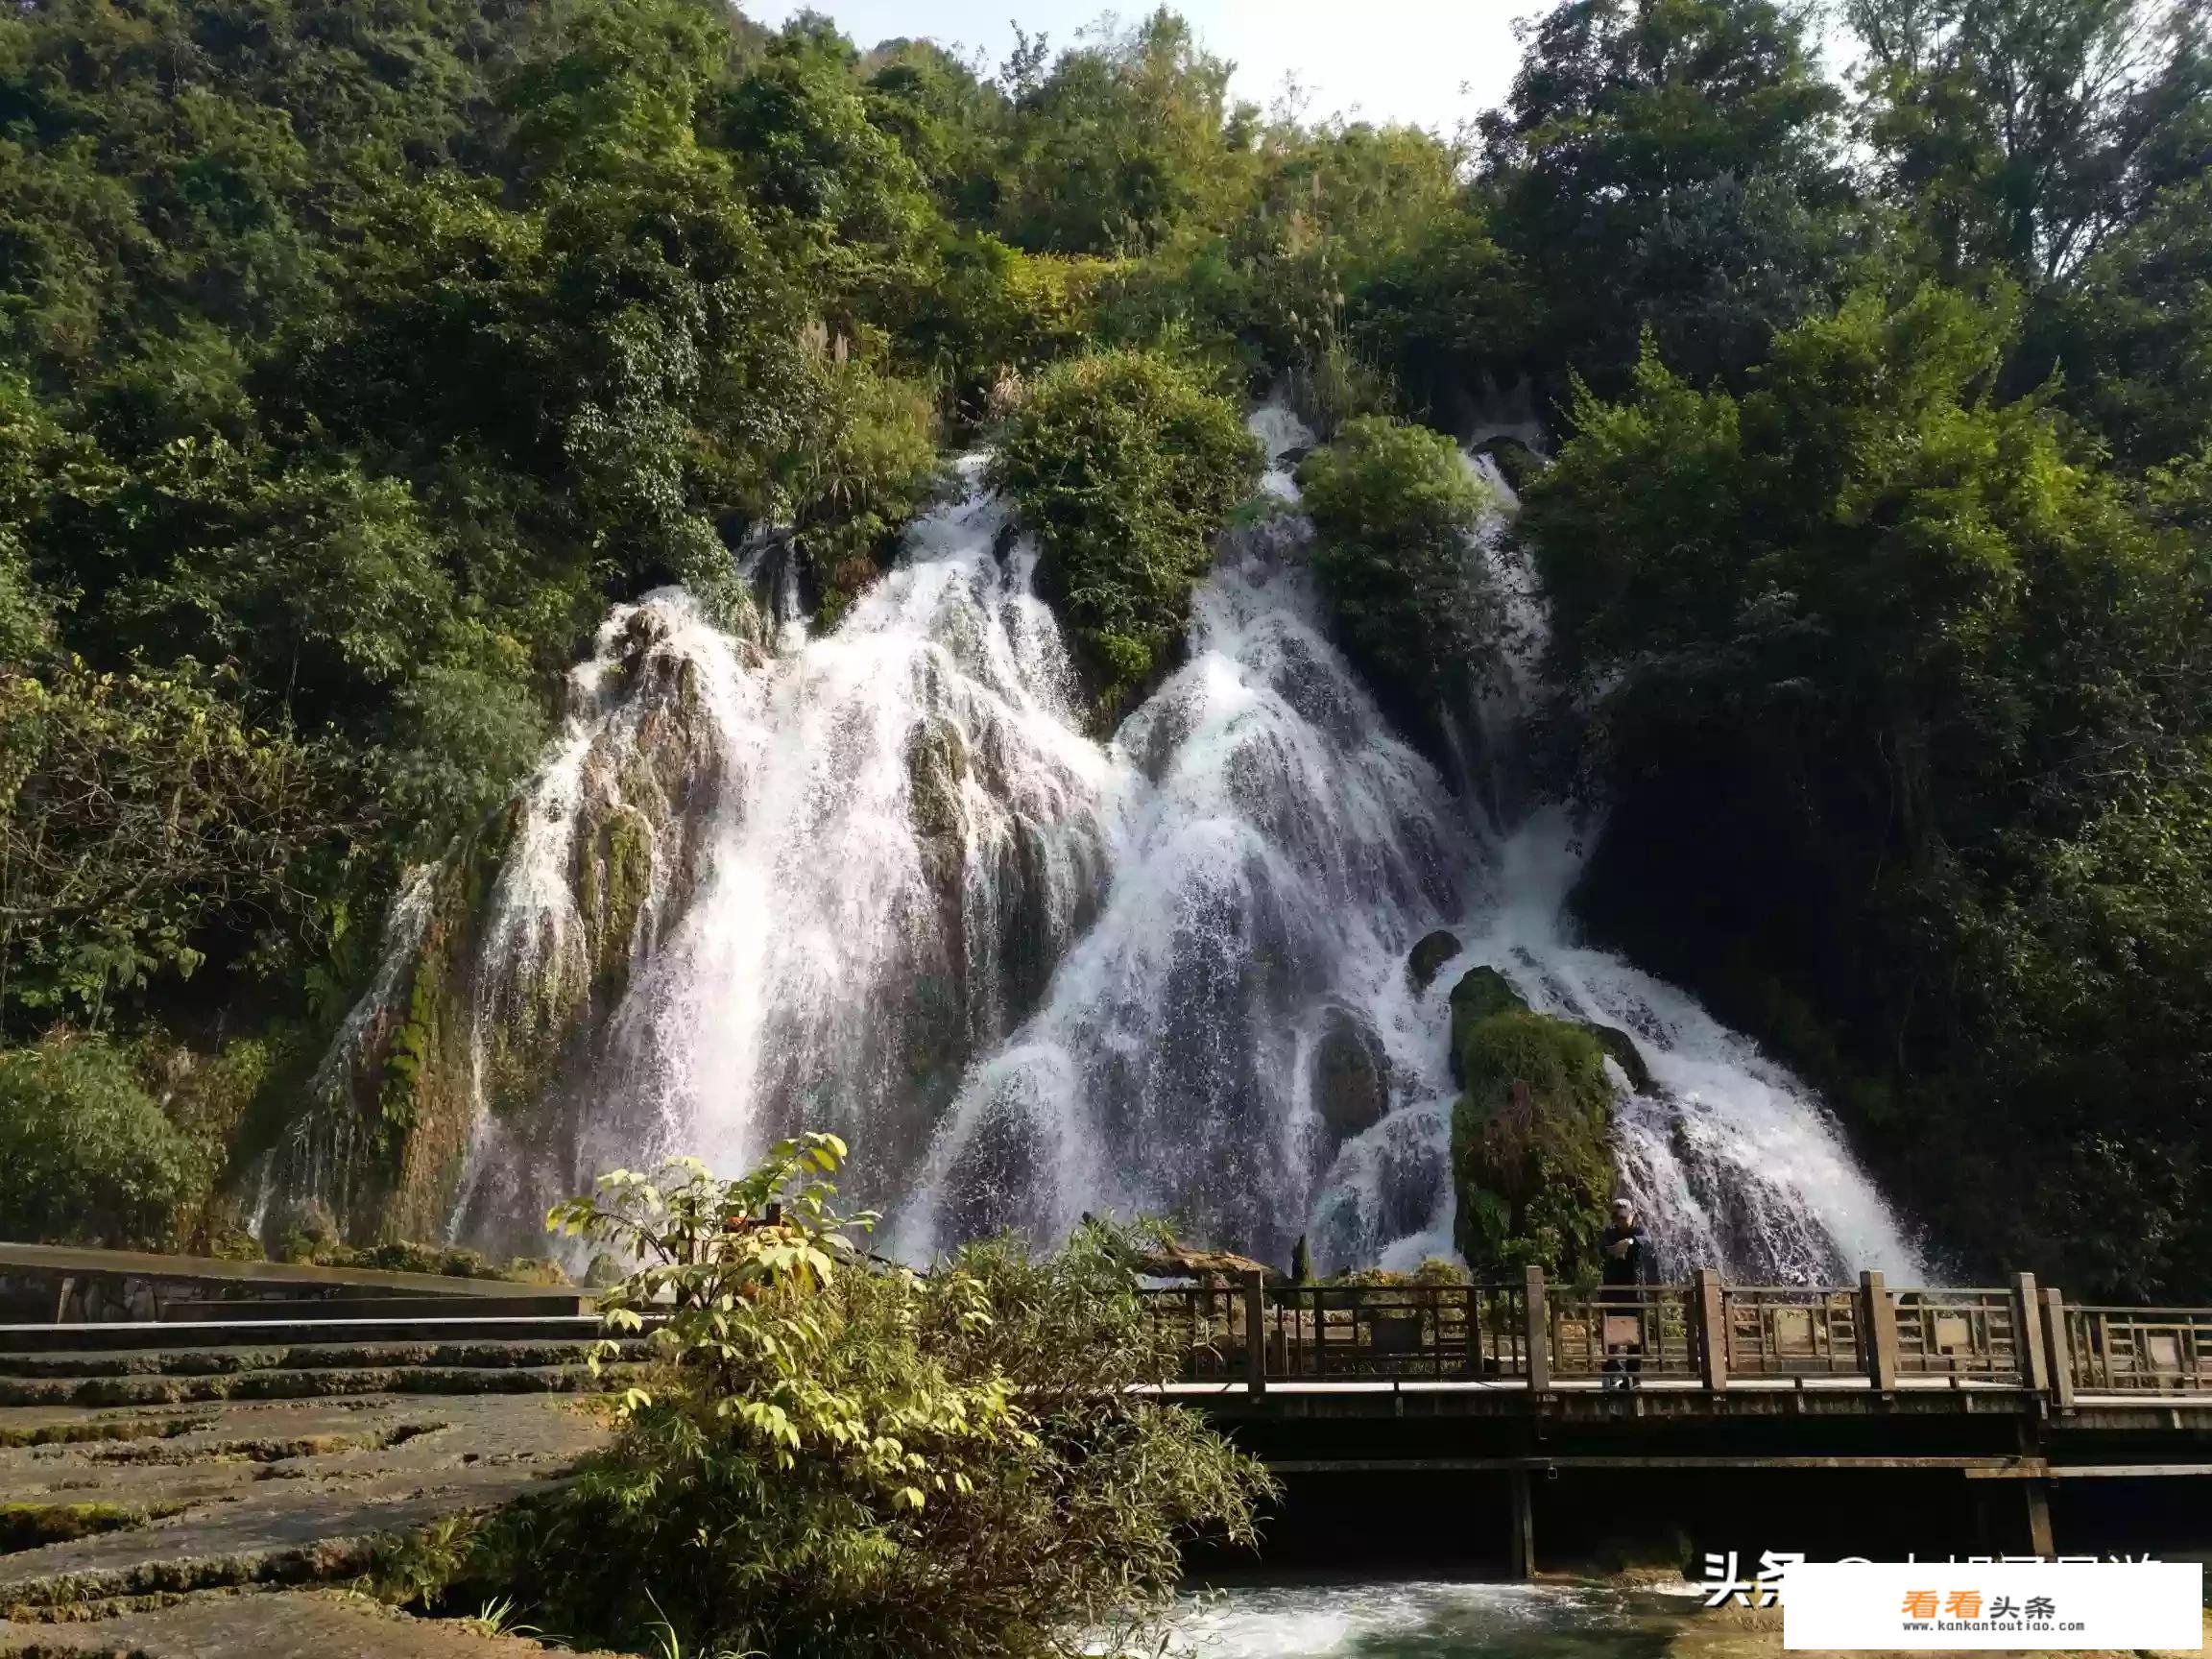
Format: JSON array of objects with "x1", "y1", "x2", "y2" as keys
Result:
[
  {"x1": 995, "y1": 10, "x2": 1246, "y2": 256},
  {"x1": 1849, "y1": 0, "x2": 2212, "y2": 289},
  {"x1": 1479, "y1": 0, "x2": 1853, "y2": 397},
  {"x1": 399, "y1": 1136, "x2": 1274, "y2": 1658},
  {"x1": 1525, "y1": 284, "x2": 2212, "y2": 1295},
  {"x1": 989, "y1": 349, "x2": 1260, "y2": 721},
  {"x1": 0, "y1": 1036, "x2": 209, "y2": 1248},
  {"x1": 0, "y1": 656, "x2": 349, "y2": 1030},
  {"x1": 2031, "y1": 172, "x2": 2212, "y2": 470},
  {"x1": 1295, "y1": 416, "x2": 1497, "y2": 758}
]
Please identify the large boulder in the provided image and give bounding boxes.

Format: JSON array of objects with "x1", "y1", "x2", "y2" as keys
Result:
[
  {"x1": 1449, "y1": 1008, "x2": 1617, "y2": 1283},
  {"x1": 1312, "y1": 1003, "x2": 1391, "y2": 1145},
  {"x1": 1407, "y1": 930, "x2": 1462, "y2": 993}
]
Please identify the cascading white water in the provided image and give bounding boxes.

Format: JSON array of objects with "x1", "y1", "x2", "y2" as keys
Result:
[
  {"x1": 288, "y1": 407, "x2": 1920, "y2": 1283},
  {"x1": 898, "y1": 413, "x2": 1918, "y2": 1280},
  {"x1": 896, "y1": 497, "x2": 1477, "y2": 1267},
  {"x1": 440, "y1": 461, "x2": 1128, "y2": 1249}
]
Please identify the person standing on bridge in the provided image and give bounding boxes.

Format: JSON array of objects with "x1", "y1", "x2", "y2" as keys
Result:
[{"x1": 1599, "y1": 1197, "x2": 1652, "y2": 1391}]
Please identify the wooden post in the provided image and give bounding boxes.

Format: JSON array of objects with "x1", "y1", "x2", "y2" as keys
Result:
[
  {"x1": 2012, "y1": 1272, "x2": 2049, "y2": 1395},
  {"x1": 1509, "y1": 1469, "x2": 1535, "y2": 1578},
  {"x1": 2043, "y1": 1287, "x2": 2076, "y2": 1410},
  {"x1": 1524, "y1": 1265, "x2": 1551, "y2": 1393},
  {"x1": 2023, "y1": 1479, "x2": 2056, "y2": 1557},
  {"x1": 1242, "y1": 1269, "x2": 1266, "y2": 1397},
  {"x1": 1695, "y1": 1268, "x2": 1729, "y2": 1392},
  {"x1": 1862, "y1": 1270, "x2": 1901, "y2": 1391}
]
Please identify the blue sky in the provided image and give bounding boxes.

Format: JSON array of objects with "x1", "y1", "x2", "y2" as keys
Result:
[{"x1": 744, "y1": 1, "x2": 1531, "y2": 136}]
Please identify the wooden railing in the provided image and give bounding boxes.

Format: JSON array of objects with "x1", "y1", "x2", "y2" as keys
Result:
[
  {"x1": 1138, "y1": 1266, "x2": 2212, "y2": 1403},
  {"x1": 2061, "y1": 1306, "x2": 2212, "y2": 1396}
]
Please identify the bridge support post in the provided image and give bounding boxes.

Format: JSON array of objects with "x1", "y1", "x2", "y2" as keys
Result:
[
  {"x1": 1695, "y1": 1268, "x2": 1728, "y2": 1392},
  {"x1": 2023, "y1": 1479, "x2": 2056, "y2": 1557},
  {"x1": 2042, "y1": 1287, "x2": 2075, "y2": 1410},
  {"x1": 1524, "y1": 1266, "x2": 1551, "y2": 1394},
  {"x1": 1861, "y1": 1270, "x2": 1900, "y2": 1390},
  {"x1": 1241, "y1": 1269, "x2": 1266, "y2": 1398},
  {"x1": 2013, "y1": 1272, "x2": 2049, "y2": 1395},
  {"x1": 1509, "y1": 1469, "x2": 1535, "y2": 1578}
]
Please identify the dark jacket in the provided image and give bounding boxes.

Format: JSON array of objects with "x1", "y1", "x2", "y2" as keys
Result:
[{"x1": 1599, "y1": 1221, "x2": 1650, "y2": 1288}]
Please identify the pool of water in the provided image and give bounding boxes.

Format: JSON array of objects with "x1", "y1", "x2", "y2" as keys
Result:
[{"x1": 1133, "y1": 1579, "x2": 1702, "y2": 1659}]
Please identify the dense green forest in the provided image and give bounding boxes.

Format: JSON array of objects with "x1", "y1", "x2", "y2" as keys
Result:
[{"x1": 1, "y1": 0, "x2": 2208, "y2": 1298}]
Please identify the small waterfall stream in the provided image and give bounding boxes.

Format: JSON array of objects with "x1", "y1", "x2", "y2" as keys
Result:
[{"x1": 273, "y1": 409, "x2": 1919, "y2": 1283}]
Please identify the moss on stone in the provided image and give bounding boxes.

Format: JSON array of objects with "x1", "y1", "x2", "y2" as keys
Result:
[
  {"x1": 1447, "y1": 966, "x2": 1528, "y2": 1088},
  {"x1": 906, "y1": 719, "x2": 970, "y2": 845},
  {"x1": 0, "y1": 1502, "x2": 148, "y2": 1551},
  {"x1": 1450, "y1": 1009, "x2": 1617, "y2": 1284}
]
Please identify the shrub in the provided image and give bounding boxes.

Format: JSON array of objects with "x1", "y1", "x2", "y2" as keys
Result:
[
  {"x1": 990, "y1": 349, "x2": 1260, "y2": 723},
  {"x1": 414, "y1": 1137, "x2": 1271, "y2": 1657},
  {"x1": 1294, "y1": 415, "x2": 1494, "y2": 758},
  {"x1": 0, "y1": 1037, "x2": 207, "y2": 1247}
]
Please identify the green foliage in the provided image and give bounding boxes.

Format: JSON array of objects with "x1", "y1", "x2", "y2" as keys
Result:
[
  {"x1": 0, "y1": 1036, "x2": 208, "y2": 1248},
  {"x1": 1296, "y1": 416, "x2": 1495, "y2": 757},
  {"x1": 379, "y1": 1137, "x2": 1277, "y2": 1657},
  {"x1": 1850, "y1": 0, "x2": 2210, "y2": 290},
  {"x1": 1450, "y1": 1011, "x2": 1617, "y2": 1283},
  {"x1": 0, "y1": 655, "x2": 349, "y2": 1029},
  {"x1": 1479, "y1": 0, "x2": 1853, "y2": 397},
  {"x1": 994, "y1": 10, "x2": 1244, "y2": 256},
  {"x1": 1526, "y1": 282, "x2": 2212, "y2": 1296},
  {"x1": 989, "y1": 349, "x2": 1260, "y2": 720},
  {"x1": 2033, "y1": 174, "x2": 2212, "y2": 471}
]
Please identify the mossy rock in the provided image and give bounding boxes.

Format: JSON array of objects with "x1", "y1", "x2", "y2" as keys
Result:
[
  {"x1": 1450, "y1": 1009, "x2": 1616, "y2": 1283},
  {"x1": 906, "y1": 718, "x2": 970, "y2": 844},
  {"x1": 1447, "y1": 966, "x2": 1528, "y2": 1088},
  {"x1": 1407, "y1": 929, "x2": 1462, "y2": 993},
  {"x1": 1586, "y1": 1022, "x2": 1654, "y2": 1094}
]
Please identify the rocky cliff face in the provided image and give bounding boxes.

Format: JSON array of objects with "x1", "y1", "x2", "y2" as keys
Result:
[{"x1": 260, "y1": 597, "x2": 754, "y2": 1249}]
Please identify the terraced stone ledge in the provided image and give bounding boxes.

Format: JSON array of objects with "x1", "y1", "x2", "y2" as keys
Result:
[
  {"x1": 0, "y1": 1360, "x2": 643, "y2": 1410},
  {"x1": 0, "y1": 1587, "x2": 622, "y2": 1656},
  {"x1": 0, "y1": 1393, "x2": 612, "y2": 1628},
  {"x1": 0, "y1": 1341, "x2": 636, "y2": 1383}
]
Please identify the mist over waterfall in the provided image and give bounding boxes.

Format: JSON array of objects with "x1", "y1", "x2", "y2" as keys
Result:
[{"x1": 276, "y1": 410, "x2": 1920, "y2": 1284}]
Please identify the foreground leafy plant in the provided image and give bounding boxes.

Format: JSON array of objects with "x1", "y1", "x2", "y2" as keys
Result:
[{"x1": 419, "y1": 1136, "x2": 1271, "y2": 1658}]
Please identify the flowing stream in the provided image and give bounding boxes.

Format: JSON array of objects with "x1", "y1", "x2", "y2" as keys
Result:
[
  {"x1": 1099, "y1": 1579, "x2": 1698, "y2": 1659},
  {"x1": 273, "y1": 408, "x2": 1920, "y2": 1285}
]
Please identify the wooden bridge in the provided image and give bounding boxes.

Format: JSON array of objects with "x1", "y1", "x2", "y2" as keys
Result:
[{"x1": 1138, "y1": 1268, "x2": 2212, "y2": 1574}]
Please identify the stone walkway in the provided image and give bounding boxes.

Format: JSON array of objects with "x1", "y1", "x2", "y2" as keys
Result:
[
  {"x1": 0, "y1": 1382, "x2": 611, "y2": 1653},
  {"x1": 0, "y1": 1588, "x2": 628, "y2": 1656}
]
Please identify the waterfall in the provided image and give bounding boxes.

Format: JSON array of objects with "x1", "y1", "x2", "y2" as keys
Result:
[{"x1": 276, "y1": 411, "x2": 1920, "y2": 1284}]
